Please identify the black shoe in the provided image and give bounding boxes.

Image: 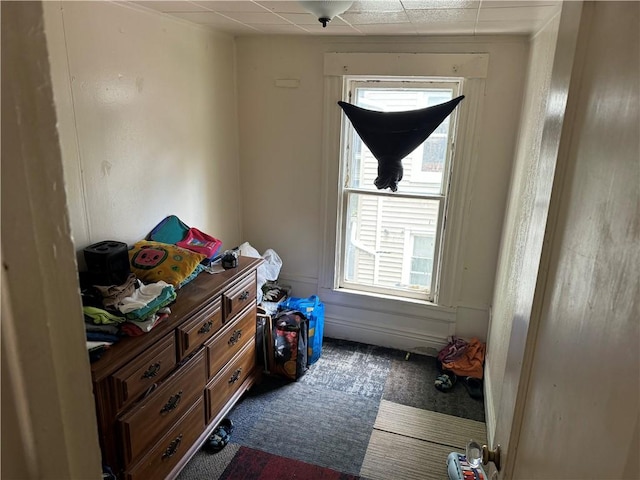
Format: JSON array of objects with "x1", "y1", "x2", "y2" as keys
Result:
[{"x1": 204, "y1": 418, "x2": 234, "y2": 453}]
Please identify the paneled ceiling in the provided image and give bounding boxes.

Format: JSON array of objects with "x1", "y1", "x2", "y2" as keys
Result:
[{"x1": 128, "y1": 0, "x2": 562, "y2": 36}]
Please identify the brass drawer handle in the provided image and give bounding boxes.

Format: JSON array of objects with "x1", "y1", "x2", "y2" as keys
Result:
[
  {"x1": 142, "y1": 362, "x2": 161, "y2": 379},
  {"x1": 239, "y1": 291, "x2": 250, "y2": 301},
  {"x1": 229, "y1": 368, "x2": 242, "y2": 384},
  {"x1": 198, "y1": 320, "x2": 213, "y2": 334},
  {"x1": 228, "y1": 329, "x2": 243, "y2": 346},
  {"x1": 160, "y1": 390, "x2": 183, "y2": 414},
  {"x1": 161, "y1": 434, "x2": 183, "y2": 460}
]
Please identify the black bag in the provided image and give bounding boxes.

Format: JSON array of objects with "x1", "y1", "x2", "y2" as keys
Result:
[{"x1": 270, "y1": 310, "x2": 308, "y2": 381}]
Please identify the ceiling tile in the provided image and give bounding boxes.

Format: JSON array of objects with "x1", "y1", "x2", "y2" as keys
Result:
[
  {"x1": 414, "y1": 20, "x2": 475, "y2": 34},
  {"x1": 348, "y1": 0, "x2": 405, "y2": 13},
  {"x1": 127, "y1": 0, "x2": 563, "y2": 37},
  {"x1": 170, "y1": 11, "x2": 241, "y2": 24},
  {"x1": 219, "y1": 11, "x2": 291, "y2": 24},
  {"x1": 131, "y1": 1, "x2": 209, "y2": 12},
  {"x1": 300, "y1": 24, "x2": 363, "y2": 34},
  {"x1": 279, "y1": 12, "x2": 348, "y2": 26},
  {"x1": 256, "y1": 1, "x2": 310, "y2": 14},
  {"x1": 356, "y1": 22, "x2": 418, "y2": 34},
  {"x1": 192, "y1": 1, "x2": 269, "y2": 12},
  {"x1": 401, "y1": 0, "x2": 479, "y2": 10},
  {"x1": 406, "y1": 8, "x2": 478, "y2": 23},
  {"x1": 249, "y1": 23, "x2": 311, "y2": 33},
  {"x1": 482, "y1": 1, "x2": 560, "y2": 7},
  {"x1": 341, "y1": 10, "x2": 410, "y2": 25}
]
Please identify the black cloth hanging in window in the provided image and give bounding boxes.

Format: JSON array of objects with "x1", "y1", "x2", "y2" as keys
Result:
[{"x1": 338, "y1": 95, "x2": 465, "y2": 192}]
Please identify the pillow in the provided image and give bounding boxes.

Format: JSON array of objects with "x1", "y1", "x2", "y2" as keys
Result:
[
  {"x1": 128, "y1": 240, "x2": 205, "y2": 288},
  {"x1": 177, "y1": 263, "x2": 206, "y2": 289}
]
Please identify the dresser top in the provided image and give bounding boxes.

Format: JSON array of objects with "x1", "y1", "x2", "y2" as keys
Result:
[{"x1": 90, "y1": 256, "x2": 263, "y2": 381}]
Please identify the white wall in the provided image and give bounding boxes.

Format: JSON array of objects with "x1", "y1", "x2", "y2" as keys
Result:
[
  {"x1": 236, "y1": 36, "x2": 528, "y2": 350},
  {"x1": 484, "y1": 12, "x2": 561, "y2": 439},
  {"x1": 44, "y1": 1, "x2": 243, "y2": 265}
]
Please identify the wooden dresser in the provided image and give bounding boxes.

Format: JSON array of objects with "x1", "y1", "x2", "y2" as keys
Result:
[{"x1": 90, "y1": 256, "x2": 263, "y2": 480}]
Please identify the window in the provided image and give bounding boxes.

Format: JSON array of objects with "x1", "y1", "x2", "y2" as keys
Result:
[
  {"x1": 338, "y1": 77, "x2": 461, "y2": 302},
  {"x1": 404, "y1": 233, "x2": 435, "y2": 288}
]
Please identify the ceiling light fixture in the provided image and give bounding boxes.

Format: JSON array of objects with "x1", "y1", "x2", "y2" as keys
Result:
[{"x1": 298, "y1": 0, "x2": 354, "y2": 28}]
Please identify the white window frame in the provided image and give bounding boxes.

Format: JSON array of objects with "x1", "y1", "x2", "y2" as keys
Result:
[
  {"x1": 402, "y1": 231, "x2": 436, "y2": 289},
  {"x1": 339, "y1": 78, "x2": 460, "y2": 302},
  {"x1": 319, "y1": 53, "x2": 487, "y2": 314}
]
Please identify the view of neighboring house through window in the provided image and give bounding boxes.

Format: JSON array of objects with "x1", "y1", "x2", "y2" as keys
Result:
[{"x1": 339, "y1": 77, "x2": 461, "y2": 302}]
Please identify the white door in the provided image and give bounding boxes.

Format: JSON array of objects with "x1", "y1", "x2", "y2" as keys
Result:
[{"x1": 487, "y1": 2, "x2": 639, "y2": 478}]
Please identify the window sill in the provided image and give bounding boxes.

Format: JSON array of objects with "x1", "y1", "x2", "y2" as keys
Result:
[{"x1": 318, "y1": 285, "x2": 456, "y2": 323}]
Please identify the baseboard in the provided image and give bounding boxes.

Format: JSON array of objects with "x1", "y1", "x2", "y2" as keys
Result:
[
  {"x1": 323, "y1": 314, "x2": 446, "y2": 357},
  {"x1": 280, "y1": 274, "x2": 485, "y2": 358},
  {"x1": 483, "y1": 361, "x2": 497, "y2": 443}
]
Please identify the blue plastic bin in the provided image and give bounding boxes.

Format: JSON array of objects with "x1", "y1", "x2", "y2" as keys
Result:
[{"x1": 280, "y1": 295, "x2": 324, "y2": 366}]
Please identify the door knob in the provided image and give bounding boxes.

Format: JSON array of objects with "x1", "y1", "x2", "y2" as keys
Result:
[{"x1": 466, "y1": 440, "x2": 501, "y2": 471}]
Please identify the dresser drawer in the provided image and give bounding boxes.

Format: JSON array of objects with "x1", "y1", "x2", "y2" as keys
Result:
[
  {"x1": 206, "y1": 303, "x2": 256, "y2": 379},
  {"x1": 205, "y1": 340, "x2": 256, "y2": 424},
  {"x1": 222, "y1": 273, "x2": 256, "y2": 323},
  {"x1": 176, "y1": 297, "x2": 222, "y2": 360},
  {"x1": 118, "y1": 349, "x2": 206, "y2": 466},
  {"x1": 124, "y1": 397, "x2": 205, "y2": 480},
  {"x1": 111, "y1": 335, "x2": 177, "y2": 413}
]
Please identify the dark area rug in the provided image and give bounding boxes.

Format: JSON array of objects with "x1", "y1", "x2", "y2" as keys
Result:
[
  {"x1": 298, "y1": 338, "x2": 404, "y2": 399},
  {"x1": 219, "y1": 446, "x2": 360, "y2": 480}
]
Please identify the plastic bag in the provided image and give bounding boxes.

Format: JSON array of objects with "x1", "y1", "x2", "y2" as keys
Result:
[
  {"x1": 279, "y1": 295, "x2": 324, "y2": 366},
  {"x1": 238, "y1": 242, "x2": 283, "y2": 303}
]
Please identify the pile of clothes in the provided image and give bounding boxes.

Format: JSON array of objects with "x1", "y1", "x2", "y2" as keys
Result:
[
  {"x1": 434, "y1": 336, "x2": 486, "y2": 399},
  {"x1": 83, "y1": 273, "x2": 177, "y2": 362},
  {"x1": 83, "y1": 215, "x2": 224, "y2": 362}
]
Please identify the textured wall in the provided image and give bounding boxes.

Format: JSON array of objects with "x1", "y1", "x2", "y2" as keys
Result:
[
  {"x1": 44, "y1": 1, "x2": 242, "y2": 265},
  {"x1": 236, "y1": 35, "x2": 528, "y2": 346}
]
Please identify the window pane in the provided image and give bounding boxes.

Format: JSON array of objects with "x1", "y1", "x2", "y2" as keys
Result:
[
  {"x1": 348, "y1": 87, "x2": 453, "y2": 195},
  {"x1": 410, "y1": 235, "x2": 434, "y2": 289},
  {"x1": 343, "y1": 193, "x2": 440, "y2": 294},
  {"x1": 411, "y1": 257, "x2": 430, "y2": 272}
]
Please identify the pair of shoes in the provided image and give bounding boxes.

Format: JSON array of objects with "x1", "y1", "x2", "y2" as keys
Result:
[
  {"x1": 434, "y1": 371, "x2": 457, "y2": 392},
  {"x1": 462, "y1": 377, "x2": 483, "y2": 400},
  {"x1": 204, "y1": 418, "x2": 234, "y2": 453}
]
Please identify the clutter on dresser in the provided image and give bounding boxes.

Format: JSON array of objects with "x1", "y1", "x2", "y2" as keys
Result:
[
  {"x1": 80, "y1": 216, "x2": 226, "y2": 366},
  {"x1": 84, "y1": 240, "x2": 131, "y2": 286},
  {"x1": 89, "y1": 255, "x2": 263, "y2": 479},
  {"x1": 221, "y1": 249, "x2": 239, "y2": 269}
]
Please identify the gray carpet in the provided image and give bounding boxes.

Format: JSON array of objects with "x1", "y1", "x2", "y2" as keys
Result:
[
  {"x1": 232, "y1": 382, "x2": 379, "y2": 475},
  {"x1": 383, "y1": 352, "x2": 485, "y2": 422},
  {"x1": 178, "y1": 337, "x2": 485, "y2": 480}
]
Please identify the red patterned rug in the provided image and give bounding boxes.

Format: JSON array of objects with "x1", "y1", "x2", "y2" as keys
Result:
[{"x1": 219, "y1": 446, "x2": 360, "y2": 480}]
